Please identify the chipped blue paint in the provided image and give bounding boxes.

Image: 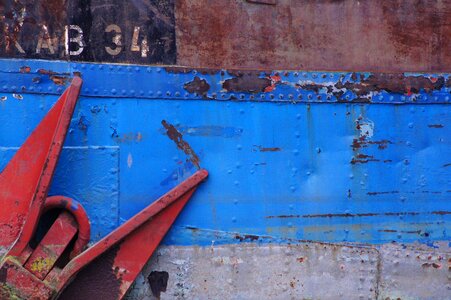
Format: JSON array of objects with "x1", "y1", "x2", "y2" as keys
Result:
[{"x1": 0, "y1": 59, "x2": 449, "y2": 247}]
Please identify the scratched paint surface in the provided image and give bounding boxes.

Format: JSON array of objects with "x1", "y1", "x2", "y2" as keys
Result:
[{"x1": 0, "y1": 59, "x2": 449, "y2": 247}]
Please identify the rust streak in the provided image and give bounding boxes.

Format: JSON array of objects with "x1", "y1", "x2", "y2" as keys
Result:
[
  {"x1": 367, "y1": 191, "x2": 399, "y2": 196},
  {"x1": 253, "y1": 145, "x2": 282, "y2": 152},
  {"x1": 427, "y1": 124, "x2": 444, "y2": 128},
  {"x1": 161, "y1": 120, "x2": 200, "y2": 169},
  {"x1": 431, "y1": 211, "x2": 451, "y2": 215},
  {"x1": 266, "y1": 211, "x2": 426, "y2": 219}
]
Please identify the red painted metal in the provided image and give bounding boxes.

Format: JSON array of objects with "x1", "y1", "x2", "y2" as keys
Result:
[
  {"x1": 0, "y1": 76, "x2": 208, "y2": 299},
  {"x1": 43, "y1": 196, "x2": 91, "y2": 259},
  {"x1": 0, "y1": 77, "x2": 82, "y2": 251}
]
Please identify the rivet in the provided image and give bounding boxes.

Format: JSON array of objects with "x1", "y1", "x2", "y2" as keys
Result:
[
  {"x1": 234, "y1": 180, "x2": 240, "y2": 186},
  {"x1": 297, "y1": 94, "x2": 302, "y2": 100},
  {"x1": 236, "y1": 144, "x2": 242, "y2": 150},
  {"x1": 233, "y1": 199, "x2": 238, "y2": 205},
  {"x1": 47, "y1": 86, "x2": 52, "y2": 91},
  {"x1": 166, "y1": 91, "x2": 171, "y2": 96},
  {"x1": 232, "y1": 217, "x2": 237, "y2": 223},
  {"x1": 157, "y1": 91, "x2": 162, "y2": 96},
  {"x1": 147, "y1": 67, "x2": 152, "y2": 73},
  {"x1": 308, "y1": 94, "x2": 312, "y2": 100},
  {"x1": 239, "y1": 109, "x2": 245, "y2": 114},
  {"x1": 293, "y1": 149, "x2": 299, "y2": 155},
  {"x1": 121, "y1": 89, "x2": 126, "y2": 95},
  {"x1": 111, "y1": 89, "x2": 117, "y2": 94},
  {"x1": 296, "y1": 114, "x2": 301, "y2": 120},
  {"x1": 279, "y1": 94, "x2": 284, "y2": 99},
  {"x1": 408, "y1": 122, "x2": 413, "y2": 128},
  {"x1": 127, "y1": 66, "x2": 132, "y2": 72},
  {"x1": 288, "y1": 94, "x2": 293, "y2": 99},
  {"x1": 270, "y1": 94, "x2": 275, "y2": 99},
  {"x1": 90, "y1": 65, "x2": 94, "y2": 70},
  {"x1": 175, "y1": 91, "x2": 180, "y2": 97},
  {"x1": 260, "y1": 94, "x2": 265, "y2": 99}
]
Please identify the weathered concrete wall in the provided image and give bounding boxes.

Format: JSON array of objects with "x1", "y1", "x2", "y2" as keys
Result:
[{"x1": 127, "y1": 242, "x2": 450, "y2": 300}]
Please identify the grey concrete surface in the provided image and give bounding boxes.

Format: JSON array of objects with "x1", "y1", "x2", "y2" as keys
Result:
[{"x1": 126, "y1": 242, "x2": 450, "y2": 300}]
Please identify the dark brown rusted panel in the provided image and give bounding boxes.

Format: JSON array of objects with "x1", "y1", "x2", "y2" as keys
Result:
[
  {"x1": 175, "y1": 0, "x2": 451, "y2": 72},
  {"x1": 0, "y1": 0, "x2": 176, "y2": 64}
]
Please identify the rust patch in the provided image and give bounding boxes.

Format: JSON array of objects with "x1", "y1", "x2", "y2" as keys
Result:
[
  {"x1": 161, "y1": 120, "x2": 200, "y2": 168},
  {"x1": 298, "y1": 73, "x2": 446, "y2": 102},
  {"x1": 428, "y1": 124, "x2": 444, "y2": 128},
  {"x1": 19, "y1": 66, "x2": 31, "y2": 73},
  {"x1": 147, "y1": 271, "x2": 169, "y2": 298},
  {"x1": 37, "y1": 69, "x2": 58, "y2": 75},
  {"x1": 296, "y1": 257, "x2": 305, "y2": 263},
  {"x1": 183, "y1": 76, "x2": 210, "y2": 95},
  {"x1": 223, "y1": 73, "x2": 272, "y2": 93},
  {"x1": 422, "y1": 262, "x2": 441, "y2": 269},
  {"x1": 50, "y1": 75, "x2": 68, "y2": 85},
  {"x1": 176, "y1": 0, "x2": 450, "y2": 72}
]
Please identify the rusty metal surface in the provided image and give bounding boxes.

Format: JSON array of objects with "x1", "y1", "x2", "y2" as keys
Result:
[
  {"x1": 1, "y1": 0, "x2": 449, "y2": 71},
  {"x1": 176, "y1": 0, "x2": 451, "y2": 72}
]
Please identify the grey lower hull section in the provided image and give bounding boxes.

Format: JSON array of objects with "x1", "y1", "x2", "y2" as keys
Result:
[{"x1": 127, "y1": 242, "x2": 450, "y2": 300}]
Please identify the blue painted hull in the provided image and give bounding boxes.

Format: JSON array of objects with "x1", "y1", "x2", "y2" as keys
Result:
[{"x1": 0, "y1": 59, "x2": 449, "y2": 247}]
